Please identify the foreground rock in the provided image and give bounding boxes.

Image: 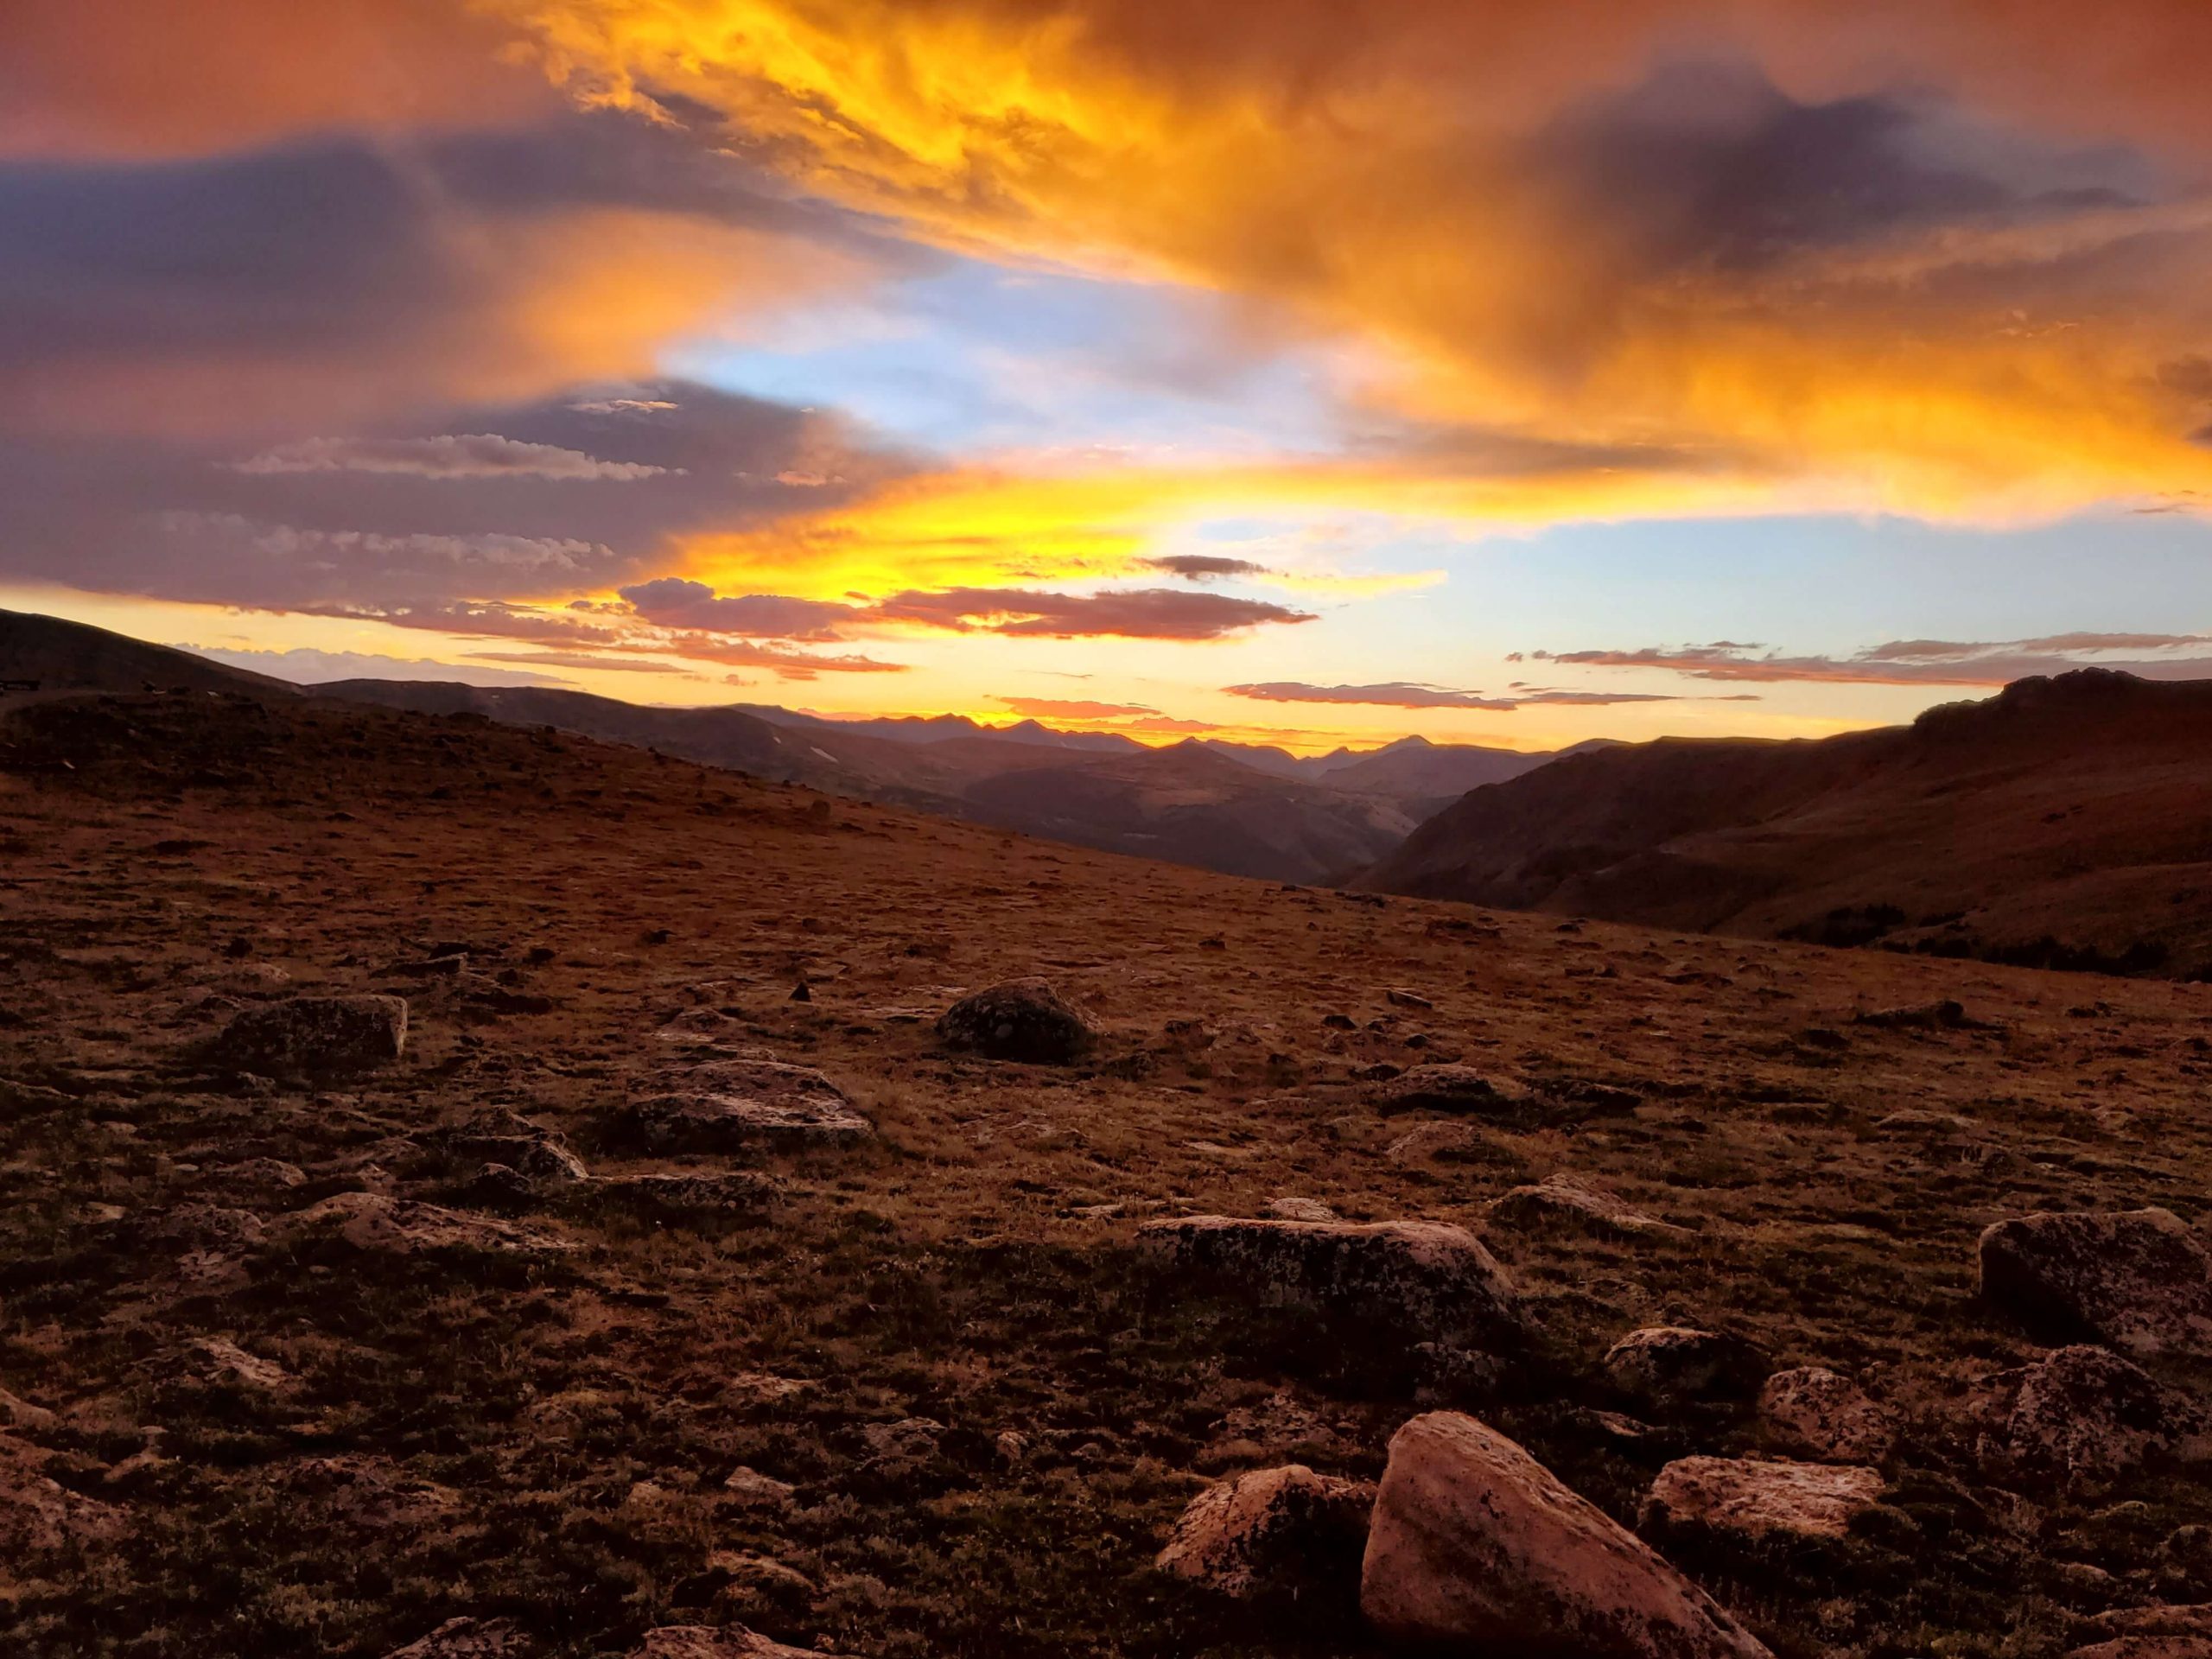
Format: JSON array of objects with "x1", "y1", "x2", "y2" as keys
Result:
[
  {"x1": 1980, "y1": 1344, "x2": 2204, "y2": 1487},
  {"x1": 279, "y1": 1193, "x2": 575, "y2": 1258},
  {"x1": 628, "y1": 1628, "x2": 849, "y2": 1658},
  {"x1": 937, "y1": 978, "x2": 1097, "y2": 1063},
  {"x1": 1361, "y1": 1413, "x2": 1770, "y2": 1657},
  {"x1": 1643, "y1": 1457, "x2": 1885, "y2": 1542},
  {"x1": 1489, "y1": 1174, "x2": 1688, "y2": 1237},
  {"x1": 1139, "y1": 1216, "x2": 1527, "y2": 1346},
  {"x1": 617, "y1": 1059, "x2": 873, "y2": 1154},
  {"x1": 210, "y1": 994, "x2": 407, "y2": 1081},
  {"x1": 1980, "y1": 1209, "x2": 2212, "y2": 1357},
  {"x1": 1155, "y1": 1463, "x2": 1374, "y2": 1599},
  {"x1": 1758, "y1": 1367, "x2": 1892, "y2": 1463},
  {"x1": 1605, "y1": 1327, "x2": 1770, "y2": 1409}
]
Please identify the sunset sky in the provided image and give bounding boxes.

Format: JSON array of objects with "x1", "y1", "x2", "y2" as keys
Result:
[{"x1": 7, "y1": 1, "x2": 2212, "y2": 753}]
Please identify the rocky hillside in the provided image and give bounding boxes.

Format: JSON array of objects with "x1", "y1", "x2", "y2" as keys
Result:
[
  {"x1": 1364, "y1": 670, "x2": 2212, "y2": 977},
  {"x1": 6, "y1": 688, "x2": 2212, "y2": 1657}
]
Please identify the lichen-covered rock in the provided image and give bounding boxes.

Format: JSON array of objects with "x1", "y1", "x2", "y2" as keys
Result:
[
  {"x1": 1643, "y1": 1457, "x2": 1885, "y2": 1542},
  {"x1": 382, "y1": 1618, "x2": 529, "y2": 1658},
  {"x1": 628, "y1": 1629, "x2": 848, "y2": 1659},
  {"x1": 280, "y1": 1192, "x2": 575, "y2": 1258},
  {"x1": 1980, "y1": 1209, "x2": 2212, "y2": 1357},
  {"x1": 1360, "y1": 1413, "x2": 1770, "y2": 1657},
  {"x1": 1758, "y1": 1368, "x2": 1893, "y2": 1464},
  {"x1": 1154, "y1": 1464, "x2": 1374, "y2": 1599},
  {"x1": 937, "y1": 979, "x2": 1097, "y2": 1063},
  {"x1": 210, "y1": 994, "x2": 407, "y2": 1080},
  {"x1": 1489, "y1": 1174, "x2": 1688, "y2": 1237},
  {"x1": 618, "y1": 1059, "x2": 873, "y2": 1154},
  {"x1": 1980, "y1": 1344, "x2": 2204, "y2": 1487},
  {"x1": 1138, "y1": 1215, "x2": 1527, "y2": 1347},
  {"x1": 1605, "y1": 1327, "x2": 1770, "y2": 1409}
]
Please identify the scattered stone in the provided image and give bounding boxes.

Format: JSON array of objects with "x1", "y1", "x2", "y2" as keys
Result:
[
  {"x1": 383, "y1": 1617, "x2": 529, "y2": 1658},
  {"x1": 937, "y1": 978, "x2": 1097, "y2": 1064},
  {"x1": 1758, "y1": 1367, "x2": 1892, "y2": 1464},
  {"x1": 1854, "y1": 999, "x2": 1975, "y2": 1031},
  {"x1": 1873, "y1": 1109, "x2": 1975, "y2": 1136},
  {"x1": 1980, "y1": 1208, "x2": 2212, "y2": 1357},
  {"x1": 1360, "y1": 1412, "x2": 1770, "y2": 1657},
  {"x1": 1154, "y1": 1463, "x2": 1374, "y2": 1599},
  {"x1": 435, "y1": 1110, "x2": 590, "y2": 1185},
  {"x1": 1138, "y1": 1216, "x2": 1526, "y2": 1347},
  {"x1": 721, "y1": 1466, "x2": 795, "y2": 1509},
  {"x1": 619, "y1": 1059, "x2": 873, "y2": 1154},
  {"x1": 1385, "y1": 988, "x2": 1435, "y2": 1010},
  {"x1": 1488, "y1": 1174, "x2": 1688, "y2": 1237},
  {"x1": 1981, "y1": 1344, "x2": 2205, "y2": 1487},
  {"x1": 183, "y1": 1337, "x2": 294, "y2": 1393},
  {"x1": 1266, "y1": 1197, "x2": 1339, "y2": 1222},
  {"x1": 1384, "y1": 1121, "x2": 1512, "y2": 1167},
  {"x1": 279, "y1": 1193, "x2": 575, "y2": 1258},
  {"x1": 628, "y1": 1628, "x2": 842, "y2": 1659},
  {"x1": 1643, "y1": 1456, "x2": 1885, "y2": 1542},
  {"x1": 1373, "y1": 1065, "x2": 1518, "y2": 1116},
  {"x1": 209, "y1": 994, "x2": 407, "y2": 1080},
  {"x1": 788, "y1": 980, "x2": 810, "y2": 1002},
  {"x1": 1605, "y1": 1327, "x2": 1771, "y2": 1409},
  {"x1": 0, "y1": 1433, "x2": 128, "y2": 1554},
  {"x1": 0, "y1": 1388, "x2": 55, "y2": 1430}
]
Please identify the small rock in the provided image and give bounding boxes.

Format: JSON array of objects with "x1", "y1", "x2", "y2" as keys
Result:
[
  {"x1": 1604, "y1": 1327, "x2": 1770, "y2": 1409},
  {"x1": 628, "y1": 1627, "x2": 845, "y2": 1659},
  {"x1": 1360, "y1": 1412, "x2": 1770, "y2": 1657},
  {"x1": 619, "y1": 1060, "x2": 873, "y2": 1154},
  {"x1": 1643, "y1": 1456, "x2": 1885, "y2": 1542},
  {"x1": 209, "y1": 994, "x2": 406, "y2": 1081},
  {"x1": 1385, "y1": 988, "x2": 1435, "y2": 1010},
  {"x1": 280, "y1": 1193, "x2": 575, "y2": 1258},
  {"x1": 937, "y1": 979, "x2": 1097, "y2": 1064},
  {"x1": 1374, "y1": 1065, "x2": 1517, "y2": 1116},
  {"x1": 1488, "y1": 1174, "x2": 1687, "y2": 1237},
  {"x1": 1385, "y1": 1121, "x2": 1510, "y2": 1167},
  {"x1": 383, "y1": 1618, "x2": 530, "y2": 1658},
  {"x1": 1154, "y1": 1464, "x2": 1374, "y2": 1599},
  {"x1": 1980, "y1": 1208, "x2": 2212, "y2": 1357},
  {"x1": 0, "y1": 1389, "x2": 56, "y2": 1430},
  {"x1": 1138, "y1": 1215, "x2": 1526, "y2": 1347},
  {"x1": 1758, "y1": 1367, "x2": 1892, "y2": 1464},
  {"x1": 721, "y1": 1466, "x2": 795, "y2": 1509},
  {"x1": 1854, "y1": 999, "x2": 1974, "y2": 1030},
  {"x1": 1266, "y1": 1197, "x2": 1339, "y2": 1222},
  {"x1": 184, "y1": 1338, "x2": 294, "y2": 1394}
]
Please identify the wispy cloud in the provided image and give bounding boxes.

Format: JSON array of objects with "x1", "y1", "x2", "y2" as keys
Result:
[
  {"x1": 232, "y1": 435, "x2": 677, "y2": 481},
  {"x1": 1532, "y1": 636, "x2": 2212, "y2": 687},
  {"x1": 1224, "y1": 680, "x2": 1689, "y2": 710}
]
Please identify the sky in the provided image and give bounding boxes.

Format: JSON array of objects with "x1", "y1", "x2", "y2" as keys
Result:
[{"x1": 5, "y1": 2, "x2": 2212, "y2": 753}]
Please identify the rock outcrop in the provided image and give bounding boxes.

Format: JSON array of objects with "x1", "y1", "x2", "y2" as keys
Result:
[
  {"x1": 1360, "y1": 1413, "x2": 1770, "y2": 1657},
  {"x1": 617, "y1": 1059, "x2": 873, "y2": 1154},
  {"x1": 1980, "y1": 1209, "x2": 2212, "y2": 1357},
  {"x1": 1154, "y1": 1463, "x2": 1374, "y2": 1599},
  {"x1": 1643, "y1": 1457, "x2": 1885, "y2": 1542},
  {"x1": 937, "y1": 979, "x2": 1098, "y2": 1063},
  {"x1": 1757, "y1": 1367, "x2": 1892, "y2": 1464},
  {"x1": 1138, "y1": 1216, "x2": 1527, "y2": 1346},
  {"x1": 210, "y1": 994, "x2": 407, "y2": 1080},
  {"x1": 1489, "y1": 1174, "x2": 1688, "y2": 1237}
]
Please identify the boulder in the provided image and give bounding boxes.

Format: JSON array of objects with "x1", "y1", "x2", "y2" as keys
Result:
[
  {"x1": 1605, "y1": 1327, "x2": 1770, "y2": 1409},
  {"x1": 1489, "y1": 1174, "x2": 1688, "y2": 1238},
  {"x1": 383, "y1": 1618, "x2": 529, "y2": 1658},
  {"x1": 1374, "y1": 1065, "x2": 1518, "y2": 1116},
  {"x1": 1138, "y1": 1216, "x2": 1527, "y2": 1347},
  {"x1": 210, "y1": 994, "x2": 406, "y2": 1080},
  {"x1": 435, "y1": 1109, "x2": 588, "y2": 1185},
  {"x1": 280, "y1": 1193, "x2": 575, "y2": 1258},
  {"x1": 1359, "y1": 1413, "x2": 1769, "y2": 1657},
  {"x1": 1643, "y1": 1457, "x2": 1885, "y2": 1542},
  {"x1": 1981, "y1": 1344, "x2": 2204, "y2": 1487},
  {"x1": 627, "y1": 1630, "x2": 846, "y2": 1659},
  {"x1": 1980, "y1": 1209, "x2": 2212, "y2": 1357},
  {"x1": 937, "y1": 979, "x2": 1097, "y2": 1063},
  {"x1": 1757, "y1": 1368, "x2": 1892, "y2": 1464},
  {"x1": 1154, "y1": 1464, "x2": 1375, "y2": 1599},
  {"x1": 618, "y1": 1060, "x2": 872, "y2": 1154}
]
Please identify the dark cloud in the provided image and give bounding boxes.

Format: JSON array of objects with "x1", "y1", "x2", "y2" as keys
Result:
[
  {"x1": 1224, "y1": 680, "x2": 1686, "y2": 710},
  {"x1": 617, "y1": 577, "x2": 857, "y2": 640},
  {"x1": 865, "y1": 587, "x2": 1314, "y2": 639},
  {"x1": 1535, "y1": 635, "x2": 2212, "y2": 687},
  {"x1": 233, "y1": 435, "x2": 676, "y2": 480},
  {"x1": 1141, "y1": 554, "x2": 1272, "y2": 582}
]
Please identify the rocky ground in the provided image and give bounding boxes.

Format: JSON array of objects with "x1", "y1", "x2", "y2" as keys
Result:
[{"x1": 6, "y1": 692, "x2": 2212, "y2": 1656}]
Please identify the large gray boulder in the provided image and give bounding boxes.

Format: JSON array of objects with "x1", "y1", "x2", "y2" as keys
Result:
[
  {"x1": 1138, "y1": 1216, "x2": 1527, "y2": 1347},
  {"x1": 937, "y1": 979, "x2": 1097, "y2": 1063},
  {"x1": 1980, "y1": 1209, "x2": 2212, "y2": 1357},
  {"x1": 1360, "y1": 1413, "x2": 1770, "y2": 1657},
  {"x1": 211, "y1": 994, "x2": 406, "y2": 1080}
]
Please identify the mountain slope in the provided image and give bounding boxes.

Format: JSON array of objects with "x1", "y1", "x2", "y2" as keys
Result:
[
  {"x1": 0, "y1": 607, "x2": 296, "y2": 698},
  {"x1": 1363, "y1": 669, "x2": 2212, "y2": 975}
]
